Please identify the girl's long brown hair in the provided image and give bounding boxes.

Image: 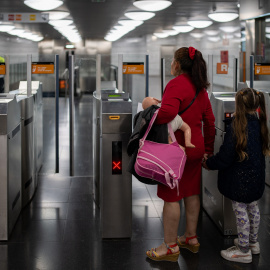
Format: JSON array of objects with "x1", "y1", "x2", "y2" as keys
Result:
[
  {"x1": 233, "y1": 88, "x2": 270, "y2": 161},
  {"x1": 174, "y1": 47, "x2": 210, "y2": 91}
]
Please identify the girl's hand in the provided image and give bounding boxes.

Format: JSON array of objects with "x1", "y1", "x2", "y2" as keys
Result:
[{"x1": 202, "y1": 160, "x2": 210, "y2": 170}]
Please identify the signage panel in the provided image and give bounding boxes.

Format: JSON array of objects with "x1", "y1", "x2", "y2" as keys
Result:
[
  {"x1": 32, "y1": 62, "x2": 54, "y2": 74},
  {"x1": 0, "y1": 63, "x2": 6, "y2": 75},
  {"x1": 217, "y1": 63, "x2": 228, "y2": 74},
  {"x1": 123, "y1": 62, "x2": 144, "y2": 74},
  {"x1": 0, "y1": 13, "x2": 49, "y2": 23},
  {"x1": 255, "y1": 63, "x2": 270, "y2": 75}
]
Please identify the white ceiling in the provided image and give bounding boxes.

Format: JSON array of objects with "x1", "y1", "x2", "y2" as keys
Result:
[{"x1": 0, "y1": 0, "x2": 240, "y2": 41}]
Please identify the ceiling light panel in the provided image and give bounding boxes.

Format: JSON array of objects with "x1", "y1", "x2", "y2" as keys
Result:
[
  {"x1": 162, "y1": 29, "x2": 179, "y2": 36},
  {"x1": 49, "y1": 20, "x2": 73, "y2": 27},
  {"x1": 208, "y1": 36, "x2": 221, "y2": 42},
  {"x1": 24, "y1": 0, "x2": 63, "y2": 11},
  {"x1": 204, "y1": 30, "x2": 220, "y2": 36},
  {"x1": 187, "y1": 20, "x2": 213, "y2": 28},
  {"x1": 124, "y1": 11, "x2": 155, "y2": 21},
  {"x1": 42, "y1": 11, "x2": 70, "y2": 20},
  {"x1": 154, "y1": 32, "x2": 169, "y2": 38},
  {"x1": 133, "y1": 0, "x2": 172, "y2": 12},
  {"x1": 118, "y1": 20, "x2": 143, "y2": 27},
  {"x1": 190, "y1": 33, "x2": 204, "y2": 38},
  {"x1": 208, "y1": 11, "x2": 239, "y2": 22},
  {"x1": 173, "y1": 25, "x2": 194, "y2": 33},
  {"x1": 219, "y1": 26, "x2": 239, "y2": 33},
  {"x1": 8, "y1": 29, "x2": 25, "y2": 35},
  {"x1": 0, "y1": 24, "x2": 15, "y2": 32}
]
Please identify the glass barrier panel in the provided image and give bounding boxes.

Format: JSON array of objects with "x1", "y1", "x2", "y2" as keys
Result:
[
  {"x1": 121, "y1": 54, "x2": 146, "y2": 117},
  {"x1": 211, "y1": 54, "x2": 237, "y2": 92},
  {"x1": 9, "y1": 55, "x2": 27, "y2": 91}
]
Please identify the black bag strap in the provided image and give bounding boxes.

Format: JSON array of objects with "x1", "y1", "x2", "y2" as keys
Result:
[{"x1": 178, "y1": 89, "x2": 199, "y2": 116}]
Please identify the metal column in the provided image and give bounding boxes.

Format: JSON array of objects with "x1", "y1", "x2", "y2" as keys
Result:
[
  {"x1": 161, "y1": 58, "x2": 165, "y2": 97},
  {"x1": 250, "y1": 55, "x2": 254, "y2": 88},
  {"x1": 55, "y1": 55, "x2": 59, "y2": 173},
  {"x1": 118, "y1": 54, "x2": 123, "y2": 93},
  {"x1": 233, "y1": 58, "x2": 238, "y2": 92},
  {"x1": 69, "y1": 55, "x2": 75, "y2": 176},
  {"x1": 208, "y1": 55, "x2": 213, "y2": 96},
  {"x1": 145, "y1": 54, "x2": 149, "y2": 97}
]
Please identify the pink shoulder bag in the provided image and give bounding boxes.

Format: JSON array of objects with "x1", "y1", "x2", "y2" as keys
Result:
[{"x1": 134, "y1": 109, "x2": 186, "y2": 194}]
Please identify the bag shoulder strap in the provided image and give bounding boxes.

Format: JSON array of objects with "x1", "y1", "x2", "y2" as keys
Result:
[
  {"x1": 141, "y1": 109, "x2": 159, "y2": 142},
  {"x1": 141, "y1": 109, "x2": 176, "y2": 143},
  {"x1": 178, "y1": 89, "x2": 199, "y2": 116}
]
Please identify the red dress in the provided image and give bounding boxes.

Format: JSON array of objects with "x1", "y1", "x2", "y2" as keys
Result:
[{"x1": 155, "y1": 73, "x2": 215, "y2": 202}]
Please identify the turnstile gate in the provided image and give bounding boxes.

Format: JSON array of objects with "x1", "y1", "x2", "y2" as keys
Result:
[
  {"x1": 93, "y1": 89, "x2": 132, "y2": 238},
  {"x1": 16, "y1": 81, "x2": 43, "y2": 188},
  {"x1": 202, "y1": 92, "x2": 237, "y2": 235},
  {"x1": 250, "y1": 88, "x2": 270, "y2": 187},
  {"x1": 16, "y1": 94, "x2": 35, "y2": 207},
  {"x1": 0, "y1": 94, "x2": 22, "y2": 240}
]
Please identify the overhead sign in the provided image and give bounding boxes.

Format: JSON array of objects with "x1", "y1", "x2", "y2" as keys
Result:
[
  {"x1": 0, "y1": 13, "x2": 49, "y2": 23},
  {"x1": 32, "y1": 62, "x2": 54, "y2": 74},
  {"x1": 217, "y1": 63, "x2": 228, "y2": 74},
  {"x1": 220, "y1": 50, "x2": 228, "y2": 63},
  {"x1": 123, "y1": 62, "x2": 144, "y2": 74},
  {"x1": 0, "y1": 63, "x2": 6, "y2": 75},
  {"x1": 255, "y1": 63, "x2": 270, "y2": 75}
]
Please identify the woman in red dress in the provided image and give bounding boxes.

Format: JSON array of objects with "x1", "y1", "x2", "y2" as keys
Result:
[{"x1": 146, "y1": 47, "x2": 215, "y2": 262}]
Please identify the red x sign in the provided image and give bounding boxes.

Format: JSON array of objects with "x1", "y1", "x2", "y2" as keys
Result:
[{"x1": 112, "y1": 161, "x2": 121, "y2": 170}]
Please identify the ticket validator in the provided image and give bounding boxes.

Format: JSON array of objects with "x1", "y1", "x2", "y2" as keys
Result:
[
  {"x1": 93, "y1": 89, "x2": 132, "y2": 238},
  {"x1": 0, "y1": 94, "x2": 22, "y2": 240}
]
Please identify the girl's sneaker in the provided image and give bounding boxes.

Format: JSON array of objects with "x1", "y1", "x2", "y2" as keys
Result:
[
  {"x1": 220, "y1": 246, "x2": 252, "y2": 263},
  {"x1": 234, "y1": 238, "x2": 260, "y2": 254}
]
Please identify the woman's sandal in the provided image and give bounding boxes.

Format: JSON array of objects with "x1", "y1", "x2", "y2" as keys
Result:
[
  {"x1": 146, "y1": 242, "x2": 180, "y2": 262},
  {"x1": 177, "y1": 235, "x2": 200, "y2": 253}
]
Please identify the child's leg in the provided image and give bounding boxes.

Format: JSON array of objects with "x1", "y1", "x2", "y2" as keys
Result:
[
  {"x1": 232, "y1": 201, "x2": 250, "y2": 253},
  {"x1": 247, "y1": 201, "x2": 260, "y2": 243}
]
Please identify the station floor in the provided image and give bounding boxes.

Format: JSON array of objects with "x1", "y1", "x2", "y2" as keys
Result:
[{"x1": 1, "y1": 94, "x2": 270, "y2": 270}]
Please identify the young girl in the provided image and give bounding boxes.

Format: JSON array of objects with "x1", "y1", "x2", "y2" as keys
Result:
[{"x1": 202, "y1": 88, "x2": 270, "y2": 264}]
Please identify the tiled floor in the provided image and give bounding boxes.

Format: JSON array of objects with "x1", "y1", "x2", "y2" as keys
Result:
[{"x1": 0, "y1": 95, "x2": 270, "y2": 270}]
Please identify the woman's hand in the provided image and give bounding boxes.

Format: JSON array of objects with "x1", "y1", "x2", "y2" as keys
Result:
[
  {"x1": 202, "y1": 153, "x2": 212, "y2": 170},
  {"x1": 153, "y1": 97, "x2": 161, "y2": 104}
]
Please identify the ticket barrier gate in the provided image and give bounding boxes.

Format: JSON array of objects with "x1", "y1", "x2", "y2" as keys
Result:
[
  {"x1": 258, "y1": 89, "x2": 270, "y2": 187},
  {"x1": 10, "y1": 93, "x2": 35, "y2": 207},
  {"x1": 202, "y1": 92, "x2": 237, "y2": 235},
  {"x1": 244, "y1": 81, "x2": 270, "y2": 187},
  {"x1": 0, "y1": 94, "x2": 22, "y2": 240},
  {"x1": 93, "y1": 89, "x2": 132, "y2": 238},
  {"x1": 17, "y1": 81, "x2": 43, "y2": 188}
]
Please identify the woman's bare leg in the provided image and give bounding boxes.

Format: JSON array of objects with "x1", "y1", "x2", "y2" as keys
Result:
[
  {"x1": 180, "y1": 195, "x2": 200, "y2": 245},
  {"x1": 154, "y1": 201, "x2": 180, "y2": 254}
]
